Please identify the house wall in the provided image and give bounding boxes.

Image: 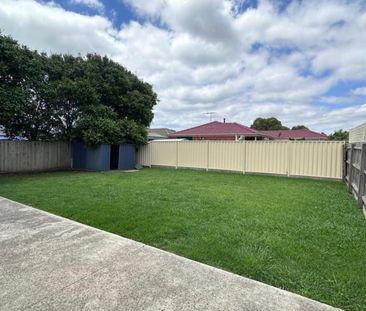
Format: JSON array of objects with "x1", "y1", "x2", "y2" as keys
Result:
[
  {"x1": 137, "y1": 140, "x2": 344, "y2": 180},
  {"x1": 349, "y1": 122, "x2": 366, "y2": 143},
  {"x1": 191, "y1": 136, "x2": 263, "y2": 141},
  {"x1": 192, "y1": 135, "x2": 236, "y2": 141}
]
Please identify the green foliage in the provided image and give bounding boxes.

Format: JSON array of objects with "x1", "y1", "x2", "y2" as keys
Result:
[
  {"x1": 84, "y1": 54, "x2": 156, "y2": 127},
  {"x1": 292, "y1": 125, "x2": 308, "y2": 130},
  {"x1": 75, "y1": 105, "x2": 147, "y2": 146},
  {"x1": 329, "y1": 129, "x2": 349, "y2": 141},
  {"x1": 251, "y1": 117, "x2": 289, "y2": 130},
  {"x1": 0, "y1": 34, "x2": 54, "y2": 140},
  {"x1": 0, "y1": 33, "x2": 156, "y2": 145}
]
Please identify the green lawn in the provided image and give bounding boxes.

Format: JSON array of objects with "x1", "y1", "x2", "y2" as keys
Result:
[{"x1": 0, "y1": 168, "x2": 365, "y2": 310}]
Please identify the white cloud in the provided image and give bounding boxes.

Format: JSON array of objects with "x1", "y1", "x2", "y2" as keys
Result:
[
  {"x1": 0, "y1": 0, "x2": 117, "y2": 55},
  {"x1": 123, "y1": 0, "x2": 165, "y2": 18},
  {"x1": 1, "y1": 0, "x2": 366, "y2": 134},
  {"x1": 69, "y1": 0, "x2": 104, "y2": 12},
  {"x1": 352, "y1": 87, "x2": 366, "y2": 96},
  {"x1": 320, "y1": 96, "x2": 351, "y2": 104}
]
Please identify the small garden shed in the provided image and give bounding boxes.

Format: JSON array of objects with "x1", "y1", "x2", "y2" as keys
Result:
[{"x1": 72, "y1": 141, "x2": 136, "y2": 171}]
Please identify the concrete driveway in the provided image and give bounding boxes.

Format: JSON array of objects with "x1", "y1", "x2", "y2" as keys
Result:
[{"x1": 0, "y1": 197, "x2": 340, "y2": 311}]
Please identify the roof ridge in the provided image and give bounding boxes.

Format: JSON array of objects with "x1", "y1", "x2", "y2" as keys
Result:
[
  {"x1": 173, "y1": 121, "x2": 220, "y2": 134},
  {"x1": 232, "y1": 122, "x2": 259, "y2": 134}
]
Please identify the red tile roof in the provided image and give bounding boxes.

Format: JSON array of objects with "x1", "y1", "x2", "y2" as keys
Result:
[
  {"x1": 170, "y1": 121, "x2": 262, "y2": 137},
  {"x1": 261, "y1": 129, "x2": 328, "y2": 140}
]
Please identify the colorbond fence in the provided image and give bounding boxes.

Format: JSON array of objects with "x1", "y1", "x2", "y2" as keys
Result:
[
  {"x1": 345, "y1": 143, "x2": 366, "y2": 217},
  {"x1": 0, "y1": 141, "x2": 71, "y2": 173},
  {"x1": 137, "y1": 140, "x2": 344, "y2": 180}
]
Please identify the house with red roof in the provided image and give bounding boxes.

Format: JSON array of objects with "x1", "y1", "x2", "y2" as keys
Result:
[
  {"x1": 169, "y1": 121, "x2": 328, "y2": 141},
  {"x1": 169, "y1": 121, "x2": 267, "y2": 141},
  {"x1": 260, "y1": 129, "x2": 328, "y2": 140}
]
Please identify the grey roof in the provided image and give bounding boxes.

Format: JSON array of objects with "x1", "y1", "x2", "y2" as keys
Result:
[{"x1": 148, "y1": 128, "x2": 176, "y2": 139}]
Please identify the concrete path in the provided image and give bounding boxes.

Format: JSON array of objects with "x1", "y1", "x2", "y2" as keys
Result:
[{"x1": 0, "y1": 197, "x2": 341, "y2": 311}]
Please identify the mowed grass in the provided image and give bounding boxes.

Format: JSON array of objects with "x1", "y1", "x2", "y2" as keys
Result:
[{"x1": 0, "y1": 168, "x2": 365, "y2": 310}]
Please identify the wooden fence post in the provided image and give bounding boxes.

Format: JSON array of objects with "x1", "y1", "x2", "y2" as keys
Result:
[
  {"x1": 342, "y1": 144, "x2": 347, "y2": 181},
  {"x1": 347, "y1": 144, "x2": 354, "y2": 193},
  {"x1": 357, "y1": 143, "x2": 366, "y2": 207}
]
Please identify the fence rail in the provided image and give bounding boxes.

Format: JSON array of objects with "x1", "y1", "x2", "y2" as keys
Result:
[
  {"x1": 0, "y1": 141, "x2": 71, "y2": 173},
  {"x1": 345, "y1": 143, "x2": 366, "y2": 217},
  {"x1": 137, "y1": 140, "x2": 344, "y2": 180}
]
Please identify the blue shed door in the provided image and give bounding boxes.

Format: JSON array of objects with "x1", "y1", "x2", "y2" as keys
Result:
[{"x1": 118, "y1": 144, "x2": 136, "y2": 170}]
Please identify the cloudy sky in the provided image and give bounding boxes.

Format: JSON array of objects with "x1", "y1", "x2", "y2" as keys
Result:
[{"x1": 1, "y1": 0, "x2": 366, "y2": 133}]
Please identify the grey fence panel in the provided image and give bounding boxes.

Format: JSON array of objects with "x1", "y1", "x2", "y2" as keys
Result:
[
  {"x1": 345, "y1": 143, "x2": 366, "y2": 218},
  {"x1": 0, "y1": 141, "x2": 71, "y2": 173}
]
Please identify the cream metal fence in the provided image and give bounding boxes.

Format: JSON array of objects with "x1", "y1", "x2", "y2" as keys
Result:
[
  {"x1": 137, "y1": 140, "x2": 344, "y2": 180},
  {"x1": 0, "y1": 141, "x2": 71, "y2": 173}
]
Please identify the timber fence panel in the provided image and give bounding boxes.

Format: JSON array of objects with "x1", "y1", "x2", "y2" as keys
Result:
[
  {"x1": 345, "y1": 143, "x2": 366, "y2": 217},
  {"x1": 0, "y1": 141, "x2": 71, "y2": 173}
]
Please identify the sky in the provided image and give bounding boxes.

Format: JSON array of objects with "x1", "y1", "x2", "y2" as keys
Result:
[{"x1": 1, "y1": 0, "x2": 366, "y2": 133}]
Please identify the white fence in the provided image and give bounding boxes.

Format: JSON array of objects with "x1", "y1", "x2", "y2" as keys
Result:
[
  {"x1": 0, "y1": 141, "x2": 71, "y2": 173},
  {"x1": 137, "y1": 140, "x2": 344, "y2": 180}
]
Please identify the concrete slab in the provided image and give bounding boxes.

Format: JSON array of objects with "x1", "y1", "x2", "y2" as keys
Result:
[{"x1": 0, "y1": 197, "x2": 341, "y2": 311}]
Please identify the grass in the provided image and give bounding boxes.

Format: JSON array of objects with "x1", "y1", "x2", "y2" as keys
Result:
[{"x1": 0, "y1": 168, "x2": 365, "y2": 310}]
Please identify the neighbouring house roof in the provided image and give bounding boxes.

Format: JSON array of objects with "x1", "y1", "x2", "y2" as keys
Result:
[
  {"x1": 148, "y1": 128, "x2": 176, "y2": 140},
  {"x1": 261, "y1": 129, "x2": 328, "y2": 140},
  {"x1": 170, "y1": 121, "x2": 263, "y2": 137}
]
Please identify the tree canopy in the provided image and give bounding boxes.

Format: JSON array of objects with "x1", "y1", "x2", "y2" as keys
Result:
[
  {"x1": 291, "y1": 125, "x2": 308, "y2": 130},
  {"x1": 0, "y1": 33, "x2": 157, "y2": 146},
  {"x1": 250, "y1": 117, "x2": 289, "y2": 130},
  {"x1": 329, "y1": 129, "x2": 349, "y2": 141}
]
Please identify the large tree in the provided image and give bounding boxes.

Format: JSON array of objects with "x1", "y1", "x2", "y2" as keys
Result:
[
  {"x1": 0, "y1": 33, "x2": 157, "y2": 145},
  {"x1": 0, "y1": 34, "x2": 54, "y2": 140},
  {"x1": 85, "y1": 54, "x2": 156, "y2": 128},
  {"x1": 329, "y1": 129, "x2": 349, "y2": 141},
  {"x1": 45, "y1": 54, "x2": 100, "y2": 141},
  {"x1": 250, "y1": 117, "x2": 289, "y2": 130},
  {"x1": 292, "y1": 125, "x2": 308, "y2": 130}
]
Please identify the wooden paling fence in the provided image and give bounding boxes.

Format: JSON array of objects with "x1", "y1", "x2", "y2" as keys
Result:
[
  {"x1": 137, "y1": 140, "x2": 344, "y2": 180},
  {"x1": 345, "y1": 143, "x2": 366, "y2": 217},
  {"x1": 0, "y1": 141, "x2": 71, "y2": 173}
]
